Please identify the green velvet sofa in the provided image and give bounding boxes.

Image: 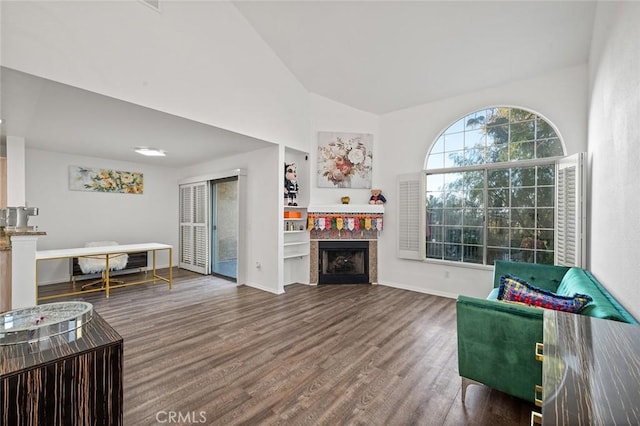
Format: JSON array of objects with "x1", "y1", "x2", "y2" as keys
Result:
[{"x1": 456, "y1": 261, "x2": 638, "y2": 403}]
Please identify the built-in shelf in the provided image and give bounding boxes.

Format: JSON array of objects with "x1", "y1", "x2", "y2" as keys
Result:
[
  {"x1": 282, "y1": 206, "x2": 310, "y2": 261},
  {"x1": 282, "y1": 148, "x2": 310, "y2": 286},
  {"x1": 284, "y1": 242, "x2": 307, "y2": 247},
  {"x1": 284, "y1": 253, "x2": 309, "y2": 260}
]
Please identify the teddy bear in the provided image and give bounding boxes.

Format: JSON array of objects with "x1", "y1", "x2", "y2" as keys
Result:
[
  {"x1": 284, "y1": 163, "x2": 299, "y2": 206},
  {"x1": 369, "y1": 189, "x2": 386, "y2": 204}
]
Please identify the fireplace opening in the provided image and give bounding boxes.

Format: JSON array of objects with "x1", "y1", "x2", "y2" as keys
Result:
[{"x1": 318, "y1": 241, "x2": 369, "y2": 284}]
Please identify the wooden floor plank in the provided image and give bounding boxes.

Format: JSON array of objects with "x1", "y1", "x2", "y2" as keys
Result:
[{"x1": 43, "y1": 269, "x2": 536, "y2": 425}]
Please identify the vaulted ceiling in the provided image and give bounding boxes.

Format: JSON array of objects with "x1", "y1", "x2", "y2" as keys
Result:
[
  {"x1": 1, "y1": 1, "x2": 597, "y2": 167},
  {"x1": 234, "y1": 1, "x2": 596, "y2": 114}
]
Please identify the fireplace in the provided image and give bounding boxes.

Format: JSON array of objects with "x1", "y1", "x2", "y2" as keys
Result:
[
  {"x1": 307, "y1": 205, "x2": 383, "y2": 285},
  {"x1": 318, "y1": 241, "x2": 369, "y2": 284}
]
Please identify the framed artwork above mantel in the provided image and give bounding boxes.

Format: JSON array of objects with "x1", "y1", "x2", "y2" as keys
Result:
[{"x1": 317, "y1": 132, "x2": 373, "y2": 189}]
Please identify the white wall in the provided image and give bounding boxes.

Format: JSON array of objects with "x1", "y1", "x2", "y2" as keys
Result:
[
  {"x1": 1, "y1": 1, "x2": 310, "y2": 151},
  {"x1": 27, "y1": 149, "x2": 180, "y2": 284},
  {"x1": 588, "y1": 2, "x2": 640, "y2": 319},
  {"x1": 6, "y1": 136, "x2": 26, "y2": 206},
  {"x1": 309, "y1": 94, "x2": 381, "y2": 205},
  {"x1": 378, "y1": 65, "x2": 589, "y2": 298},
  {"x1": 180, "y1": 145, "x2": 281, "y2": 294}
]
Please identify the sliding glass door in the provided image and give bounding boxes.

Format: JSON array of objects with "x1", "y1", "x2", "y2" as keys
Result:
[{"x1": 210, "y1": 177, "x2": 238, "y2": 279}]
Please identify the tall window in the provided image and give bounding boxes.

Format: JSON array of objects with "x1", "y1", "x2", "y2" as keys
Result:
[{"x1": 424, "y1": 107, "x2": 564, "y2": 265}]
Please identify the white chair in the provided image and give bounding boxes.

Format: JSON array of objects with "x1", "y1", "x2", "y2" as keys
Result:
[{"x1": 79, "y1": 241, "x2": 129, "y2": 290}]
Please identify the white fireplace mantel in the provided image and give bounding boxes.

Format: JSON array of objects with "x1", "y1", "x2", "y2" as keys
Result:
[{"x1": 307, "y1": 204, "x2": 384, "y2": 214}]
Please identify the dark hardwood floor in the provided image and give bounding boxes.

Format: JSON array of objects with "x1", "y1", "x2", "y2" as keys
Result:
[{"x1": 42, "y1": 269, "x2": 536, "y2": 425}]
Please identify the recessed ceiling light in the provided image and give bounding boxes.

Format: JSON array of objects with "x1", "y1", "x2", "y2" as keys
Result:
[{"x1": 134, "y1": 147, "x2": 166, "y2": 157}]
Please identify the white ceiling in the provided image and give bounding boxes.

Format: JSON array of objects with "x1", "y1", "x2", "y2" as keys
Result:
[
  {"x1": 0, "y1": 1, "x2": 597, "y2": 167},
  {"x1": 234, "y1": 1, "x2": 597, "y2": 114},
  {"x1": 0, "y1": 68, "x2": 275, "y2": 168}
]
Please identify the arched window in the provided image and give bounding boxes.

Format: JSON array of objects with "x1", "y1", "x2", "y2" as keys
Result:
[{"x1": 424, "y1": 106, "x2": 565, "y2": 265}]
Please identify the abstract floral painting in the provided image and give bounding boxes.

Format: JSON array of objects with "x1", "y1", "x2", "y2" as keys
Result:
[
  {"x1": 69, "y1": 166, "x2": 144, "y2": 194},
  {"x1": 317, "y1": 132, "x2": 373, "y2": 188}
]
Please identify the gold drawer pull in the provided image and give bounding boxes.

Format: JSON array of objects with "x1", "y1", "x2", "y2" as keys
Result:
[
  {"x1": 535, "y1": 342, "x2": 544, "y2": 362},
  {"x1": 534, "y1": 384, "x2": 543, "y2": 407},
  {"x1": 531, "y1": 411, "x2": 542, "y2": 425}
]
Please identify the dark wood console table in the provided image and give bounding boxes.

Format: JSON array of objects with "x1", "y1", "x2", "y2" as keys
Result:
[
  {"x1": 0, "y1": 311, "x2": 123, "y2": 425},
  {"x1": 541, "y1": 310, "x2": 640, "y2": 425}
]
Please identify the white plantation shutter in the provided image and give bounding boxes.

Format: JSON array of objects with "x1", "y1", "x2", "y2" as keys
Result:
[
  {"x1": 555, "y1": 153, "x2": 586, "y2": 267},
  {"x1": 179, "y1": 186, "x2": 193, "y2": 264},
  {"x1": 193, "y1": 226, "x2": 208, "y2": 269},
  {"x1": 180, "y1": 225, "x2": 194, "y2": 265},
  {"x1": 397, "y1": 173, "x2": 426, "y2": 260},
  {"x1": 179, "y1": 182, "x2": 210, "y2": 274}
]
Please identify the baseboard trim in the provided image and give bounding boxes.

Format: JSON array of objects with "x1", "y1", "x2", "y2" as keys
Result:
[
  {"x1": 242, "y1": 282, "x2": 284, "y2": 295},
  {"x1": 378, "y1": 280, "x2": 457, "y2": 299}
]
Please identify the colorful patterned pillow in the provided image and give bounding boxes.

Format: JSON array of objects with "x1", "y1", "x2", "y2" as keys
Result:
[{"x1": 498, "y1": 274, "x2": 593, "y2": 313}]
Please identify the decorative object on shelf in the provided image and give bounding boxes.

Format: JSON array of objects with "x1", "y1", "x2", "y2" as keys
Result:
[
  {"x1": 369, "y1": 189, "x2": 386, "y2": 204},
  {"x1": 69, "y1": 166, "x2": 143, "y2": 194},
  {"x1": 284, "y1": 163, "x2": 299, "y2": 206},
  {"x1": 317, "y1": 132, "x2": 373, "y2": 189},
  {"x1": 341, "y1": 196, "x2": 350, "y2": 204}
]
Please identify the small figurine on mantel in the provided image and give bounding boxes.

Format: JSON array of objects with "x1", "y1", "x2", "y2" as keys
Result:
[
  {"x1": 369, "y1": 189, "x2": 386, "y2": 205},
  {"x1": 284, "y1": 163, "x2": 299, "y2": 206}
]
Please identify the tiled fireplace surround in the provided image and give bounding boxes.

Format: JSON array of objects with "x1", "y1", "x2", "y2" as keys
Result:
[{"x1": 308, "y1": 207, "x2": 382, "y2": 285}]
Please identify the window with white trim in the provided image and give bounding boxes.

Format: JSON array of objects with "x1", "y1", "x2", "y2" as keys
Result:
[{"x1": 424, "y1": 107, "x2": 565, "y2": 266}]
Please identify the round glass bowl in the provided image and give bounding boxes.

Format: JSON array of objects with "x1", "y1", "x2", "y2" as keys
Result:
[{"x1": 0, "y1": 301, "x2": 93, "y2": 345}]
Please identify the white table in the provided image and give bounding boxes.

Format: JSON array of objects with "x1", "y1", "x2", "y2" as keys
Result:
[{"x1": 36, "y1": 243, "x2": 173, "y2": 301}]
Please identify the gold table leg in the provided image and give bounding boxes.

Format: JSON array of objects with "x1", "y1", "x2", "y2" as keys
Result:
[
  {"x1": 169, "y1": 247, "x2": 173, "y2": 290},
  {"x1": 105, "y1": 254, "x2": 110, "y2": 298}
]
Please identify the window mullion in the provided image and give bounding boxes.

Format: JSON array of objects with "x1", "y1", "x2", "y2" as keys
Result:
[
  {"x1": 508, "y1": 167, "x2": 513, "y2": 263},
  {"x1": 483, "y1": 168, "x2": 488, "y2": 266},
  {"x1": 426, "y1": 156, "x2": 563, "y2": 176},
  {"x1": 534, "y1": 166, "x2": 538, "y2": 264}
]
